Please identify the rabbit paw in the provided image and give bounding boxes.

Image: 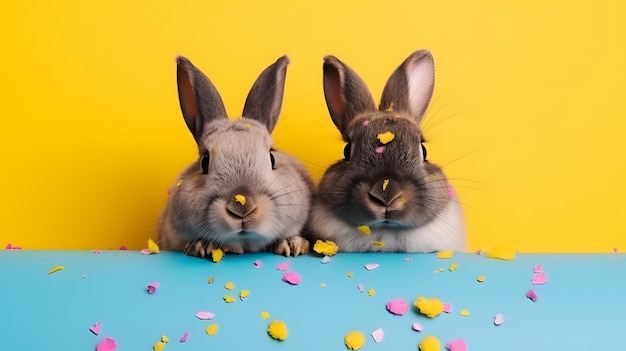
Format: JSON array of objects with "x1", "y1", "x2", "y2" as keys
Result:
[
  {"x1": 274, "y1": 236, "x2": 310, "y2": 257},
  {"x1": 185, "y1": 240, "x2": 216, "y2": 258}
]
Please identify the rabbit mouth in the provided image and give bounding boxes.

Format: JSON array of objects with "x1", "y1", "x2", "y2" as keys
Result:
[{"x1": 369, "y1": 219, "x2": 412, "y2": 230}]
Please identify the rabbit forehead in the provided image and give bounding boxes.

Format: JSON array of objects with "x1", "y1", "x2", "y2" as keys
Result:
[
  {"x1": 199, "y1": 118, "x2": 273, "y2": 151},
  {"x1": 350, "y1": 113, "x2": 422, "y2": 142}
]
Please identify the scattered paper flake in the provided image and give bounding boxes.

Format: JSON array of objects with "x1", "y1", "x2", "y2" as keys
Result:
[
  {"x1": 5, "y1": 243, "x2": 23, "y2": 250},
  {"x1": 224, "y1": 281, "x2": 235, "y2": 290},
  {"x1": 282, "y1": 272, "x2": 301, "y2": 285},
  {"x1": 267, "y1": 320, "x2": 288, "y2": 341},
  {"x1": 448, "y1": 263, "x2": 459, "y2": 272},
  {"x1": 140, "y1": 248, "x2": 152, "y2": 255},
  {"x1": 89, "y1": 321, "x2": 101, "y2": 335},
  {"x1": 434, "y1": 267, "x2": 444, "y2": 273},
  {"x1": 445, "y1": 338, "x2": 467, "y2": 351},
  {"x1": 475, "y1": 249, "x2": 482, "y2": 255},
  {"x1": 195, "y1": 311, "x2": 216, "y2": 320},
  {"x1": 419, "y1": 335, "x2": 440, "y2": 351},
  {"x1": 447, "y1": 184, "x2": 455, "y2": 199},
  {"x1": 347, "y1": 271, "x2": 354, "y2": 278},
  {"x1": 382, "y1": 179, "x2": 390, "y2": 191},
  {"x1": 320, "y1": 283, "x2": 326, "y2": 288},
  {"x1": 533, "y1": 264, "x2": 543, "y2": 273},
  {"x1": 487, "y1": 246, "x2": 516, "y2": 260},
  {"x1": 147, "y1": 239, "x2": 160, "y2": 254},
  {"x1": 364, "y1": 263, "x2": 379, "y2": 271},
  {"x1": 358, "y1": 283, "x2": 364, "y2": 292},
  {"x1": 48, "y1": 265, "x2": 65, "y2": 274},
  {"x1": 313, "y1": 240, "x2": 339, "y2": 256},
  {"x1": 82, "y1": 273, "x2": 87, "y2": 279},
  {"x1": 96, "y1": 337, "x2": 117, "y2": 351},
  {"x1": 357, "y1": 225, "x2": 371, "y2": 235},
  {"x1": 176, "y1": 179, "x2": 183, "y2": 188},
  {"x1": 460, "y1": 309, "x2": 470, "y2": 316},
  {"x1": 153, "y1": 341, "x2": 165, "y2": 351},
  {"x1": 234, "y1": 194, "x2": 246, "y2": 205},
  {"x1": 477, "y1": 275, "x2": 485, "y2": 282},
  {"x1": 211, "y1": 248, "x2": 224, "y2": 263},
  {"x1": 526, "y1": 289, "x2": 538, "y2": 301},
  {"x1": 377, "y1": 131, "x2": 395, "y2": 145},
  {"x1": 385, "y1": 102, "x2": 395, "y2": 112},
  {"x1": 261, "y1": 311, "x2": 270, "y2": 319},
  {"x1": 179, "y1": 331, "x2": 189, "y2": 343},
  {"x1": 147, "y1": 282, "x2": 160, "y2": 294},
  {"x1": 371, "y1": 328, "x2": 384, "y2": 343},
  {"x1": 436, "y1": 250, "x2": 453, "y2": 259},
  {"x1": 412, "y1": 322, "x2": 423, "y2": 332},
  {"x1": 119, "y1": 245, "x2": 127, "y2": 250},
  {"x1": 613, "y1": 247, "x2": 619, "y2": 253},
  {"x1": 414, "y1": 296, "x2": 444, "y2": 318},
  {"x1": 93, "y1": 249, "x2": 102, "y2": 254},
  {"x1": 443, "y1": 303, "x2": 452, "y2": 313},
  {"x1": 344, "y1": 331, "x2": 366, "y2": 350},
  {"x1": 208, "y1": 276, "x2": 215, "y2": 284},
  {"x1": 531, "y1": 272, "x2": 548, "y2": 285},
  {"x1": 254, "y1": 260, "x2": 263, "y2": 268},
  {"x1": 205, "y1": 324, "x2": 218, "y2": 336},
  {"x1": 363, "y1": 120, "x2": 370, "y2": 126},
  {"x1": 375, "y1": 146, "x2": 385, "y2": 154},
  {"x1": 240, "y1": 289, "x2": 250, "y2": 300},
  {"x1": 373, "y1": 241, "x2": 385, "y2": 248},
  {"x1": 161, "y1": 335, "x2": 169, "y2": 343},
  {"x1": 494, "y1": 313, "x2": 504, "y2": 326},
  {"x1": 386, "y1": 298, "x2": 409, "y2": 315},
  {"x1": 223, "y1": 295, "x2": 236, "y2": 303},
  {"x1": 276, "y1": 260, "x2": 291, "y2": 271},
  {"x1": 367, "y1": 288, "x2": 375, "y2": 296},
  {"x1": 320, "y1": 255, "x2": 331, "y2": 264},
  {"x1": 405, "y1": 257, "x2": 413, "y2": 262}
]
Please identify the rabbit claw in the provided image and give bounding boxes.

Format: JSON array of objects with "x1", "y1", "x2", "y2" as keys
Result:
[
  {"x1": 274, "y1": 236, "x2": 310, "y2": 257},
  {"x1": 185, "y1": 240, "x2": 215, "y2": 258}
]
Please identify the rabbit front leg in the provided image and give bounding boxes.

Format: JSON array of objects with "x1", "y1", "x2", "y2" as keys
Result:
[{"x1": 273, "y1": 236, "x2": 311, "y2": 257}]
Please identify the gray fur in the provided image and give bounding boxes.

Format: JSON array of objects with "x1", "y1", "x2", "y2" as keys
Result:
[
  {"x1": 159, "y1": 56, "x2": 313, "y2": 257},
  {"x1": 309, "y1": 50, "x2": 466, "y2": 253}
]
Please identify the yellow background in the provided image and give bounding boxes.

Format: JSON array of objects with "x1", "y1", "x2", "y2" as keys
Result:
[{"x1": 1, "y1": 0, "x2": 624, "y2": 252}]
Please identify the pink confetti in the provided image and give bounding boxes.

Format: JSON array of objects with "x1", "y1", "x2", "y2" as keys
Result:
[
  {"x1": 89, "y1": 321, "x2": 101, "y2": 335},
  {"x1": 447, "y1": 184, "x2": 455, "y2": 199},
  {"x1": 526, "y1": 289, "x2": 538, "y2": 301},
  {"x1": 180, "y1": 331, "x2": 190, "y2": 343},
  {"x1": 282, "y1": 271, "x2": 301, "y2": 285},
  {"x1": 405, "y1": 257, "x2": 413, "y2": 262},
  {"x1": 276, "y1": 260, "x2": 291, "y2": 271},
  {"x1": 445, "y1": 339, "x2": 467, "y2": 351},
  {"x1": 358, "y1": 283, "x2": 364, "y2": 292},
  {"x1": 254, "y1": 260, "x2": 263, "y2": 269},
  {"x1": 321, "y1": 256, "x2": 331, "y2": 264},
  {"x1": 119, "y1": 245, "x2": 127, "y2": 250},
  {"x1": 375, "y1": 146, "x2": 385, "y2": 154},
  {"x1": 364, "y1": 263, "x2": 379, "y2": 271},
  {"x1": 531, "y1": 272, "x2": 548, "y2": 285},
  {"x1": 195, "y1": 311, "x2": 216, "y2": 320},
  {"x1": 494, "y1": 313, "x2": 505, "y2": 326},
  {"x1": 443, "y1": 303, "x2": 452, "y2": 313},
  {"x1": 412, "y1": 322, "x2": 423, "y2": 332},
  {"x1": 140, "y1": 248, "x2": 152, "y2": 255},
  {"x1": 5, "y1": 243, "x2": 22, "y2": 250},
  {"x1": 363, "y1": 120, "x2": 370, "y2": 126},
  {"x1": 386, "y1": 298, "x2": 409, "y2": 315},
  {"x1": 96, "y1": 337, "x2": 117, "y2": 351},
  {"x1": 533, "y1": 264, "x2": 543, "y2": 273},
  {"x1": 167, "y1": 187, "x2": 172, "y2": 195},
  {"x1": 147, "y1": 282, "x2": 160, "y2": 294},
  {"x1": 93, "y1": 249, "x2": 102, "y2": 254},
  {"x1": 371, "y1": 328, "x2": 384, "y2": 343}
]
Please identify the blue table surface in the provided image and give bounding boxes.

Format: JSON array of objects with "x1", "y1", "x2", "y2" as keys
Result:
[{"x1": 1, "y1": 250, "x2": 624, "y2": 351}]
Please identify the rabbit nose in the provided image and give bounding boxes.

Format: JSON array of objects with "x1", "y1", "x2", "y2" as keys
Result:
[
  {"x1": 226, "y1": 194, "x2": 257, "y2": 218},
  {"x1": 369, "y1": 179, "x2": 403, "y2": 207}
]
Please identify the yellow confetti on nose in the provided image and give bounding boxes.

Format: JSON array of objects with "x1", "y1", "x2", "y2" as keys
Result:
[
  {"x1": 357, "y1": 225, "x2": 371, "y2": 235},
  {"x1": 377, "y1": 131, "x2": 395, "y2": 144},
  {"x1": 234, "y1": 194, "x2": 246, "y2": 205},
  {"x1": 382, "y1": 179, "x2": 389, "y2": 191},
  {"x1": 373, "y1": 241, "x2": 385, "y2": 248}
]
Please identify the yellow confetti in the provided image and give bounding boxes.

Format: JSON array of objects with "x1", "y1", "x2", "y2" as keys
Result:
[
  {"x1": 176, "y1": 179, "x2": 183, "y2": 188},
  {"x1": 347, "y1": 271, "x2": 354, "y2": 278},
  {"x1": 208, "y1": 276, "x2": 215, "y2": 284},
  {"x1": 48, "y1": 265, "x2": 65, "y2": 274},
  {"x1": 415, "y1": 296, "x2": 444, "y2": 318},
  {"x1": 234, "y1": 194, "x2": 246, "y2": 205},
  {"x1": 436, "y1": 250, "x2": 453, "y2": 259},
  {"x1": 147, "y1": 239, "x2": 160, "y2": 254},
  {"x1": 382, "y1": 179, "x2": 390, "y2": 191},
  {"x1": 313, "y1": 240, "x2": 339, "y2": 256},
  {"x1": 477, "y1": 275, "x2": 485, "y2": 282},
  {"x1": 419, "y1": 335, "x2": 441, "y2": 351},
  {"x1": 267, "y1": 320, "x2": 288, "y2": 341},
  {"x1": 223, "y1": 295, "x2": 236, "y2": 303},
  {"x1": 344, "y1": 331, "x2": 366, "y2": 350},
  {"x1": 373, "y1": 241, "x2": 385, "y2": 248},
  {"x1": 160, "y1": 335, "x2": 169, "y2": 343},
  {"x1": 205, "y1": 323, "x2": 219, "y2": 336},
  {"x1": 261, "y1": 311, "x2": 270, "y2": 319},
  {"x1": 357, "y1": 225, "x2": 371, "y2": 235},
  {"x1": 153, "y1": 341, "x2": 165, "y2": 351},
  {"x1": 460, "y1": 309, "x2": 470, "y2": 316},
  {"x1": 211, "y1": 248, "x2": 224, "y2": 263},
  {"x1": 224, "y1": 281, "x2": 235, "y2": 290},
  {"x1": 320, "y1": 283, "x2": 326, "y2": 288},
  {"x1": 434, "y1": 268, "x2": 444, "y2": 273},
  {"x1": 385, "y1": 102, "x2": 394, "y2": 112},
  {"x1": 449, "y1": 263, "x2": 459, "y2": 272},
  {"x1": 240, "y1": 289, "x2": 250, "y2": 300},
  {"x1": 82, "y1": 273, "x2": 87, "y2": 279},
  {"x1": 377, "y1": 131, "x2": 395, "y2": 145},
  {"x1": 367, "y1": 288, "x2": 376, "y2": 296},
  {"x1": 487, "y1": 245, "x2": 516, "y2": 261}
]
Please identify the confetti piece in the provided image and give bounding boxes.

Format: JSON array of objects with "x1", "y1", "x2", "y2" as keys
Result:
[
  {"x1": 276, "y1": 260, "x2": 291, "y2": 271},
  {"x1": 205, "y1": 324, "x2": 218, "y2": 336},
  {"x1": 419, "y1": 335, "x2": 440, "y2": 351},
  {"x1": 357, "y1": 225, "x2": 371, "y2": 235},
  {"x1": 224, "y1": 281, "x2": 235, "y2": 290},
  {"x1": 526, "y1": 289, "x2": 538, "y2": 301},
  {"x1": 415, "y1": 296, "x2": 444, "y2": 318},
  {"x1": 357, "y1": 283, "x2": 364, "y2": 292},
  {"x1": 448, "y1": 263, "x2": 459, "y2": 272},
  {"x1": 382, "y1": 179, "x2": 390, "y2": 191},
  {"x1": 386, "y1": 298, "x2": 409, "y2": 315},
  {"x1": 487, "y1": 246, "x2": 516, "y2": 261},
  {"x1": 320, "y1": 283, "x2": 326, "y2": 288},
  {"x1": 443, "y1": 303, "x2": 452, "y2": 313},
  {"x1": 347, "y1": 272, "x2": 354, "y2": 278},
  {"x1": 47, "y1": 265, "x2": 65, "y2": 274},
  {"x1": 477, "y1": 275, "x2": 485, "y2": 282},
  {"x1": 179, "y1": 331, "x2": 189, "y2": 343},
  {"x1": 208, "y1": 276, "x2": 215, "y2": 284},
  {"x1": 96, "y1": 337, "x2": 117, "y2": 351},
  {"x1": 254, "y1": 260, "x2": 263, "y2": 268},
  {"x1": 240, "y1": 289, "x2": 250, "y2": 300},
  {"x1": 153, "y1": 341, "x2": 165, "y2": 351},
  {"x1": 5, "y1": 243, "x2": 23, "y2": 250},
  {"x1": 373, "y1": 241, "x2": 385, "y2": 248},
  {"x1": 364, "y1": 263, "x2": 379, "y2": 271},
  {"x1": 321, "y1": 255, "x2": 331, "y2": 264},
  {"x1": 494, "y1": 313, "x2": 505, "y2": 326},
  {"x1": 119, "y1": 245, "x2": 127, "y2": 250},
  {"x1": 147, "y1": 239, "x2": 160, "y2": 254},
  {"x1": 460, "y1": 309, "x2": 470, "y2": 316},
  {"x1": 267, "y1": 320, "x2": 288, "y2": 341},
  {"x1": 533, "y1": 264, "x2": 543, "y2": 273},
  {"x1": 405, "y1": 257, "x2": 413, "y2": 262},
  {"x1": 367, "y1": 288, "x2": 375, "y2": 296},
  {"x1": 613, "y1": 247, "x2": 619, "y2": 253},
  {"x1": 147, "y1": 282, "x2": 160, "y2": 294},
  {"x1": 447, "y1": 185, "x2": 455, "y2": 199},
  {"x1": 475, "y1": 249, "x2": 482, "y2": 255},
  {"x1": 261, "y1": 311, "x2": 270, "y2": 319},
  {"x1": 344, "y1": 331, "x2": 366, "y2": 350},
  {"x1": 363, "y1": 120, "x2": 370, "y2": 126},
  {"x1": 412, "y1": 322, "x2": 423, "y2": 332},
  {"x1": 234, "y1": 194, "x2": 246, "y2": 205},
  {"x1": 93, "y1": 249, "x2": 102, "y2": 254},
  {"x1": 531, "y1": 272, "x2": 548, "y2": 285},
  {"x1": 371, "y1": 328, "x2": 384, "y2": 343},
  {"x1": 140, "y1": 248, "x2": 152, "y2": 255},
  {"x1": 434, "y1": 268, "x2": 444, "y2": 273},
  {"x1": 160, "y1": 335, "x2": 169, "y2": 343},
  {"x1": 436, "y1": 250, "x2": 453, "y2": 259},
  {"x1": 176, "y1": 179, "x2": 183, "y2": 188},
  {"x1": 211, "y1": 248, "x2": 224, "y2": 263},
  {"x1": 282, "y1": 271, "x2": 301, "y2": 285},
  {"x1": 445, "y1": 339, "x2": 467, "y2": 351},
  {"x1": 375, "y1": 146, "x2": 385, "y2": 154},
  {"x1": 223, "y1": 295, "x2": 236, "y2": 303},
  {"x1": 385, "y1": 102, "x2": 395, "y2": 112},
  {"x1": 313, "y1": 240, "x2": 339, "y2": 256},
  {"x1": 377, "y1": 131, "x2": 395, "y2": 145},
  {"x1": 196, "y1": 311, "x2": 216, "y2": 320},
  {"x1": 89, "y1": 321, "x2": 101, "y2": 335},
  {"x1": 82, "y1": 273, "x2": 87, "y2": 279}
]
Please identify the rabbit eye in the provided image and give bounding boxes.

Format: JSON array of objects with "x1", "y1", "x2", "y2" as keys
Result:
[
  {"x1": 270, "y1": 152, "x2": 276, "y2": 169},
  {"x1": 421, "y1": 143, "x2": 428, "y2": 161},
  {"x1": 201, "y1": 153, "x2": 210, "y2": 174},
  {"x1": 343, "y1": 142, "x2": 352, "y2": 161}
]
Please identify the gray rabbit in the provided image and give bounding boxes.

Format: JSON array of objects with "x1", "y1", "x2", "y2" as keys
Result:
[
  {"x1": 308, "y1": 50, "x2": 466, "y2": 252},
  {"x1": 158, "y1": 55, "x2": 313, "y2": 257}
]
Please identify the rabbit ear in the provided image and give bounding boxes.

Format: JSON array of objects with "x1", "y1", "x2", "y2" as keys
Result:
[
  {"x1": 323, "y1": 56, "x2": 376, "y2": 140},
  {"x1": 379, "y1": 50, "x2": 435, "y2": 124},
  {"x1": 176, "y1": 56, "x2": 228, "y2": 141},
  {"x1": 241, "y1": 55, "x2": 290, "y2": 133}
]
